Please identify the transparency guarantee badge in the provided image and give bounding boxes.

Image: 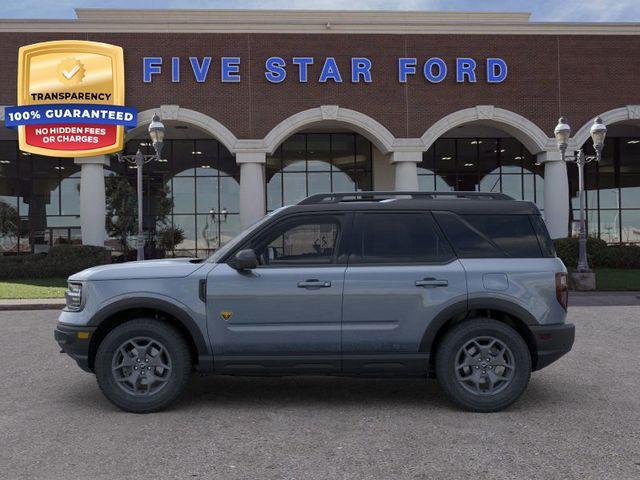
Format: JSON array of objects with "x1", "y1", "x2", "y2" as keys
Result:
[{"x1": 5, "y1": 40, "x2": 136, "y2": 157}]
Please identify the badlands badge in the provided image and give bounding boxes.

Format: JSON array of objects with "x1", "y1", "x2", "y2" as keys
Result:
[{"x1": 5, "y1": 40, "x2": 137, "y2": 157}]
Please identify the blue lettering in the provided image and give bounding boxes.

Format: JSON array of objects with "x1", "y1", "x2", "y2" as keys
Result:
[
  {"x1": 221, "y1": 57, "x2": 241, "y2": 83},
  {"x1": 456, "y1": 58, "x2": 477, "y2": 83},
  {"x1": 171, "y1": 57, "x2": 180, "y2": 83},
  {"x1": 424, "y1": 58, "x2": 447, "y2": 83},
  {"x1": 319, "y1": 57, "x2": 342, "y2": 83},
  {"x1": 351, "y1": 57, "x2": 372, "y2": 83},
  {"x1": 265, "y1": 56, "x2": 286, "y2": 83},
  {"x1": 292, "y1": 57, "x2": 314, "y2": 82},
  {"x1": 487, "y1": 58, "x2": 508, "y2": 83},
  {"x1": 189, "y1": 57, "x2": 211, "y2": 83},
  {"x1": 143, "y1": 57, "x2": 162, "y2": 83},
  {"x1": 398, "y1": 58, "x2": 417, "y2": 83}
]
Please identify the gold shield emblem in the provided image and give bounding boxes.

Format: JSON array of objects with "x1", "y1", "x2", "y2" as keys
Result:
[
  {"x1": 220, "y1": 311, "x2": 233, "y2": 321},
  {"x1": 16, "y1": 40, "x2": 125, "y2": 157}
]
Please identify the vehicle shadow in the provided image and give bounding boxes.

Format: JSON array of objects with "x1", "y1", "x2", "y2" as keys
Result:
[
  {"x1": 177, "y1": 374, "x2": 450, "y2": 410},
  {"x1": 62, "y1": 372, "x2": 566, "y2": 413}
]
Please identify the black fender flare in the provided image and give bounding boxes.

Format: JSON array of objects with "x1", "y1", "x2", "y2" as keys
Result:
[
  {"x1": 87, "y1": 296, "x2": 212, "y2": 370},
  {"x1": 419, "y1": 297, "x2": 538, "y2": 354}
]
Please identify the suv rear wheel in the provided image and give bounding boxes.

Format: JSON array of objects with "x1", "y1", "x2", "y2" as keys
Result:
[
  {"x1": 95, "y1": 319, "x2": 192, "y2": 413},
  {"x1": 435, "y1": 318, "x2": 531, "y2": 412}
]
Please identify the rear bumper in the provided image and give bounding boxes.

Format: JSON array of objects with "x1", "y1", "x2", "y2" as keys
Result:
[
  {"x1": 54, "y1": 323, "x2": 96, "y2": 373},
  {"x1": 530, "y1": 322, "x2": 575, "y2": 371}
]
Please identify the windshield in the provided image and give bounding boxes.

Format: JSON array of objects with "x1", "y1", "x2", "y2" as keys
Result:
[{"x1": 207, "y1": 207, "x2": 288, "y2": 263}]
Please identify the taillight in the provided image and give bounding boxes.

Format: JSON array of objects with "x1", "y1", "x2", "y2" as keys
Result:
[{"x1": 555, "y1": 272, "x2": 568, "y2": 310}]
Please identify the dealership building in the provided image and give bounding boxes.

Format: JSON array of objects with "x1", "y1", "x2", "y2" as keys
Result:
[{"x1": 0, "y1": 9, "x2": 639, "y2": 256}]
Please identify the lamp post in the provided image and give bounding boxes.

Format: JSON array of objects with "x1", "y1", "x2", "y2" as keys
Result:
[
  {"x1": 117, "y1": 113, "x2": 166, "y2": 261},
  {"x1": 202, "y1": 207, "x2": 229, "y2": 252},
  {"x1": 554, "y1": 116, "x2": 607, "y2": 273}
]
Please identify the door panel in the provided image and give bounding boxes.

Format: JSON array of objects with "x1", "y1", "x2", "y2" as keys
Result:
[
  {"x1": 206, "y1": 212, "x2": 350, "y2": 374},
  {"x1": 341, "y1": 262, "x2": 467, "y2": 373},
  {"x1": 341, "y1": 211, "x2": 468, "y2": 374},
  {"x1": 207, "y1": 264, "x2": 345, "y2": 373}
]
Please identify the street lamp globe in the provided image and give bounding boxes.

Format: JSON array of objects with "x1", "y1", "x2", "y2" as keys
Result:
[
  {"x1": 590, "y1": 116, "x2": 607, "y2": 154},
  {"x1": 554, "y1": 117, "x2": 571, "y2": 153},
  {"x1": 148, "y1": 113, "x2": 165, "y2": 156}
]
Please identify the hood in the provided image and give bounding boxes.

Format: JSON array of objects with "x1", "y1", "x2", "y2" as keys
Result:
[{"x1": 69, "y1": 258, "x2": 207, "y2": 281}]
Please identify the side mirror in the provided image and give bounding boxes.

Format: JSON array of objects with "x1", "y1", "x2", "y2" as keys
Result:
[{"x1": 232, "y1": 249, "x2": 258, "y2": 270}]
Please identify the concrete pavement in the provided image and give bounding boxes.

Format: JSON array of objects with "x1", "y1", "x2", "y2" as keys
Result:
[{"x1": 0, "y1": 307, "x2": 639, "y2": 479}]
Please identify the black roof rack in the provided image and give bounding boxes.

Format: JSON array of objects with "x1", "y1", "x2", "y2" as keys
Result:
[{"x1": 298, "y1": 191, "x2": 512, "y2": 205}]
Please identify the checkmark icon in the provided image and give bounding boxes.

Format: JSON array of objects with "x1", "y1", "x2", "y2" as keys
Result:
[{"x1": 62, "y1": 64, "x2": 80, "y2": 79}]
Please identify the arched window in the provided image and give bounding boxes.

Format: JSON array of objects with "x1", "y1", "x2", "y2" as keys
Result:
[
  {"x1": 419, "y1": 137, "x2": 543, "y2": 208},
  {"x1": 266, "y1": 133, "x2": 373, "y2": 211},
  {"x1": 111, "y1": 138, "x2": 241, "y2": 257}
]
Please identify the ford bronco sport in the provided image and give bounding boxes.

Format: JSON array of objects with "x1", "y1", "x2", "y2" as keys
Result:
[{"x1": 55, "y1": 191, "x2": 574, "y2": 413}]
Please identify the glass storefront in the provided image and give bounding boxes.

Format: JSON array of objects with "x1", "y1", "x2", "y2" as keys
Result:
[
  {"x1": 113, "y1": 139, "x2": 241, "y2": 257},
  {"x1": 2, "y1": 132, "x2": 640, "y2": 256},
  {"x1": 570, "y1": 137, "x2": 640, "y2": 244},
  {"x1": 0, "y1": 141, "x2": 82, "y2": 254},
  {"x1": 419, "y1": 137, "x2": 544, "y2": 211},
  {"x1": 266, "y1": 133, "x2": 373, "y2": 211},
  {"x1": 0, "y1": 138, "x2": 241, "y2": 257}
]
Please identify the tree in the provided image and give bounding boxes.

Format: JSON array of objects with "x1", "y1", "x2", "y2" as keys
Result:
[{"x1": 104, "y1": 176, "x2": 173, "y2": 254}]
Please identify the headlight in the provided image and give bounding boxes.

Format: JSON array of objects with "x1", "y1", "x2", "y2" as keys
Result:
[{"x1": 65, "y1": 282, "x2": 83, "y2": 311}]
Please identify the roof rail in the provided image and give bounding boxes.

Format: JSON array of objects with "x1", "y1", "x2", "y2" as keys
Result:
[{"x1": 298, "y1": 191, "x2": 512, "y2": 205}]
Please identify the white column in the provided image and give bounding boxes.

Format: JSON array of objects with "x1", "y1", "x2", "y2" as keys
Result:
[
  {"x1": 391, "y1": 151, "x2": 422, "y2": 191},
  {"x1": 538, "y1": 151, "x2": 569, "y2": 239},
  {"x1": 74, "y1": 155, "x2": 109, "y2": 246},
  {"x1": 237, "y1": 151, "x2": 266, "y2": 229}
]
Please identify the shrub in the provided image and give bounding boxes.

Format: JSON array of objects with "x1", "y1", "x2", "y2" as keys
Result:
[
  {"x1": 554, "y1": 237, "x2": 640, "y2": 269},
  {"x1": 157, "y1": 226, "x2": 185, "y2": 253},
  {"x1": 0, "y1": 245, "x2": 110, "y2": 279}
]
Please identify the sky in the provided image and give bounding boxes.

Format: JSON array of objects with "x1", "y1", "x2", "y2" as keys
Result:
[{"x1": 0, "y1": 0, "x2": 639, "y2": 22}]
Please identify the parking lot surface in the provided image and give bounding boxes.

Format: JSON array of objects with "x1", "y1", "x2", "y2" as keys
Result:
[{"x1": 1, "y1": 307, "x2": 639, "y2": 480}]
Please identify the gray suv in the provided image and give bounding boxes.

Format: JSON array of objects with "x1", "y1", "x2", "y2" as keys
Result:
[{"x1": 55, "y1": 191, "x2": 574, "y2": 413}]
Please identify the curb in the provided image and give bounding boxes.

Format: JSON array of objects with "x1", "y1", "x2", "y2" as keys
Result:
[{"x1": 0, "y1": 300, "x2": 65, "y2": 311}]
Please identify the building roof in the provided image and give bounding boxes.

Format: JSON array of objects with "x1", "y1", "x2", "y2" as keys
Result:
[{"x1": 0, "y1": 9, "x2": 638, "y2": 35}]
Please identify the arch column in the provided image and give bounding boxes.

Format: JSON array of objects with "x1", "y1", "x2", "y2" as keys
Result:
[
  {"x1": 537, "y1": 151, "x2": 569, "y2": 239},
  {"x1": 391, "y1": 151, "x2": 422, "y2": 191},
  {"x1": 74, "y1": 155, "x2": 109, "y2": 246},
  {"x1": 237, "y1": 151, "x2": 266, "y2": 229}
]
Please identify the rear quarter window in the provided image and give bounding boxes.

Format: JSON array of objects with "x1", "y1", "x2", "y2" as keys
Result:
[{"x1": 434, "y1": 212, "x2": 547, "y2": 258}]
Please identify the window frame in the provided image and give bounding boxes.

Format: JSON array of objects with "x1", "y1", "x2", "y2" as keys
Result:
[
  {"x1": 348, "y1": 210, "x2": 457, "y2": 266},
  {"x1": 230, "y1": 212, "x2": 353, "y2": 268}
]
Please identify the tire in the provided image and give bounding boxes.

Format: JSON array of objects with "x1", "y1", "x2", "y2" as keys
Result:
[
  {"x1": 95, "y1": 319, "x2": 192, "y2": 413},
  {"x1": 435, "y1": 318, "x2": 531, "y2": 412}
]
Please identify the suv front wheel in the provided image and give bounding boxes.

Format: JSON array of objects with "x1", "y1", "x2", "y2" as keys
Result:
[
  {"x1": 95, "y1": 319, "x2": 192, "y2": 413},
  {"x1": 435, "y1": 318, "x2": 531, "y2": 412}
]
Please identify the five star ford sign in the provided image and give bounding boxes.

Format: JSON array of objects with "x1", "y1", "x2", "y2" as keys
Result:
[{"x1": 4, "y1": 40, "x2": 137, "y2": 157}]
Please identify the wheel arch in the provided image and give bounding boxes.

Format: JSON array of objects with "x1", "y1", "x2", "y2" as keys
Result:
[
  {"x1": 421, "y1": 298, "x2": 539, "y2": 372},
  {"x1": 86, "y1": 297, "x2": 212, "y2": 373}
]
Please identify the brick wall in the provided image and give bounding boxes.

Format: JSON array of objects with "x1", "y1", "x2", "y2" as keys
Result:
[{"x1": 0, "y1": 32, "x2": 638, "y2": 140}]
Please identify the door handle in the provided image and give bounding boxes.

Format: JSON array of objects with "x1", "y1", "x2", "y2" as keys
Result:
[
  {"x1": 415, "y1": 278, "x2": 448, "y2": 288},
  {"x1": 297, "y1": 279, "x2": 332, "y2": 288}
]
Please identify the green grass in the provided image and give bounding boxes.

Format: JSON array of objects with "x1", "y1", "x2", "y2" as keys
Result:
[
  {"x1": 594, "y1": 269, "x2": 640, "y2": 291},
  {"x1": 0, "y1": 278, "x2": 67, "y2": 299}
]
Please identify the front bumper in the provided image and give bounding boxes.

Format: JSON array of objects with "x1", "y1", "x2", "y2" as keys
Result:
[
  {"x1": 530, "y1": 322, "x2": 575, "y2": 371},
  {"x1": 54, "y1": 323, "x2": 96, "y2": 373}
]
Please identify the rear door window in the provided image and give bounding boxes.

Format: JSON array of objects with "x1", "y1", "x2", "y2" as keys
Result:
[{"x1": 357, "y1": 212, "x2": 455, "y2": 264}]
